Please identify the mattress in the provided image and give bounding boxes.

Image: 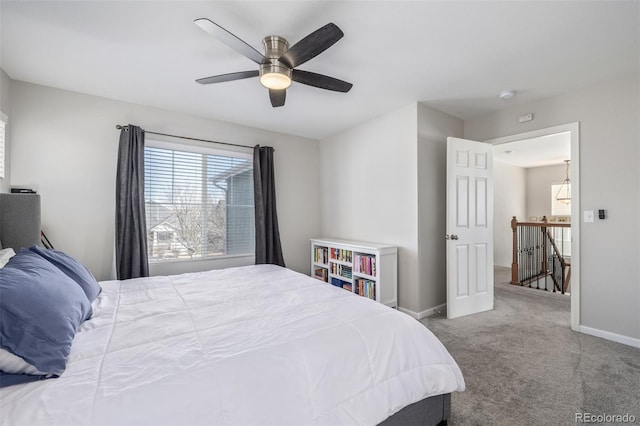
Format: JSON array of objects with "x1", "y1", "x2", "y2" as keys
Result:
[{"x1": 0, "y1": 264, "x2": 464, "y2": 425}]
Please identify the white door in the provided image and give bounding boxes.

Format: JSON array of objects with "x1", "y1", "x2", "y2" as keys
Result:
[{"x1": 446, "y1": 137, "x2": 494, "y2": 319}]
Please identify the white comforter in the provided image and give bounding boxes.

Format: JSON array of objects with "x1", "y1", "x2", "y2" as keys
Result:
[{"x1": 1, "y1": 265, "x2": 464, "y2": 425}]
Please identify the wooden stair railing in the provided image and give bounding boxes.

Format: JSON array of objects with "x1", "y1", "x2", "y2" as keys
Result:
[{"x1": 511, "y1": 216, "x2": 571, "y2": 293}]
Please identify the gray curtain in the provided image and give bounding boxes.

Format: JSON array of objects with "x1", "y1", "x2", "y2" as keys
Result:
[
  {"x1": 116, "y1": 125, "x2": 149, "y2": 279},
  {"x1": 253, "y1": 145, "x2": 285, "y2": 267}
]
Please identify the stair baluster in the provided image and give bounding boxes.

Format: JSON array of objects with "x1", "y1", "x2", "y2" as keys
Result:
[{"x1": 510, "y1": 216, "x2": 571, "y2": 293}]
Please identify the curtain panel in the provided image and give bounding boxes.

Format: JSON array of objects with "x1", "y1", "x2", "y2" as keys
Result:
[
  {"x1": 253, "y1": 145, "x2": 285, "y2": 267},
  {"x1": 115, "y1": 125, "x2": 149, "y2": 279}
]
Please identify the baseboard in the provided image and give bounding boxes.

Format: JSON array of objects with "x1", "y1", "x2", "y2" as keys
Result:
[
  {"x1": 399, "y1": 303, "x2": 446, "y2": 320},
  {"x1": 579, "y1": 325, "x2": 640, "y2": 349}
]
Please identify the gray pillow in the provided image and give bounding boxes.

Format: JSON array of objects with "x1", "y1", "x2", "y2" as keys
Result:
[{"x1": 0, "y1": 250, "x2": 91, "y2": 386}]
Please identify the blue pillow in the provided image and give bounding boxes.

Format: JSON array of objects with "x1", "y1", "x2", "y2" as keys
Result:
[
  {"x1": 0, "y1": 250, "x2": 91, "y2": 386},
  {"x1": 29, "y1": 245, "x2": 101, "y2": 302}
]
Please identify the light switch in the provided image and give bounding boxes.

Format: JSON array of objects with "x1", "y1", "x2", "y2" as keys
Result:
[{"x1": 584, "y1": 210, "x2": 594, "y2": 223}]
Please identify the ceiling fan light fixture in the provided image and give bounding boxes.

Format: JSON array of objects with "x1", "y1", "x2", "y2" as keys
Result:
[{"x1": 259, "y1": 64, "x2": 292, "y2": 90}]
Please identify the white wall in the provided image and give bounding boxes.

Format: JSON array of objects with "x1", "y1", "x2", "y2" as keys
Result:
[
  {"x1": 465, "y1": 74, "x2": 640, "y2": 342},
  {"x1": 9, "y1": 80, "x2": 320, "y2": 280},
  {"x1": 319, "y1": 102, "x2": 463, "y2": 315},
  {"x1": 417, "y1": 103, "x2": 463, "y2": 311},
  {"x1": 0, "y1": 68, "x2": 10, "y2": 193},
  {"x1": 493, "y1": 161, "x2": 526, "y2": 267},
  {"x1": 319, "y1": 103, "x2": 420, "y2": 311},
  {"x1": 526, "y1": 164, "x2": 565, "y2": 218}
]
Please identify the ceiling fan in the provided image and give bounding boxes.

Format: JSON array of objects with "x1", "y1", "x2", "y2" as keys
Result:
[{"x1": 194, "y1": 18, "x2": 353, "y2": 107}]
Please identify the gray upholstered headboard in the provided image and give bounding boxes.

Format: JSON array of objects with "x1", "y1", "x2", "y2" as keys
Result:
[{"x1": 0, "y1": 193, "x2": 42, "y2": 250}]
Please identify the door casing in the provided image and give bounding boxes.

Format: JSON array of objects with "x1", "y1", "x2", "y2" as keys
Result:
[{"x1": 485, "y1": 122, "x2": 580, "y2": 331}]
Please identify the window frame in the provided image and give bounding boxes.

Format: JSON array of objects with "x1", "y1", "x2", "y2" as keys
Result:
[
  {"x1": 144, "y1": 139, "x2": 255, "y2": 264},
  {"x1": 0, "y1": 111, "x2": 7, "y2": 180}
]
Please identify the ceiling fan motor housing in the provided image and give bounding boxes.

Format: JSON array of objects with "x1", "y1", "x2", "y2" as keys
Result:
[{"x1": 260, "y1": 36, "x2": 292, "y2": 85}]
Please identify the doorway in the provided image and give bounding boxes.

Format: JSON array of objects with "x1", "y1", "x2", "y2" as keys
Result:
[{"x1": 486, "y1": 123, "x2": 580, "y2": 331}]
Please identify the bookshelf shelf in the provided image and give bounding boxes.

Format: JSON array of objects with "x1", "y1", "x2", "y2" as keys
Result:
[
  {"x1": 329, "y1": 273, "x2": 353, "y2": 284},
  {"x1": 353, "y1": 271, "x2": 376, "y2": 281},
  {"x1": 329, "y1": 258, "x2": 351, "y2": 267},
  {"x1": 311, "y1": 238, "x2": 397, "y2": 308}
]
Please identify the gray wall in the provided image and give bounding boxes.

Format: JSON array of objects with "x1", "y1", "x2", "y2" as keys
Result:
[
  {"x1": 9, "y1": 80, "x2": 321, "y2": 280},
  {"x1": 465, "y1": 74, "x2": 640, "y2": 341},
  {"x1": 0, "y1": 68, "x2": 10, "y2": 193},
  {"x1": 494, "y1": 161, "x2": 526, "y2": 267},
  {"x1": 319, "y1": 101, "x2": 463, "y2": 316},
  {"x1": 417, "y1": 103, "x2": 463, "y2": 311},
  {"x1": 526, "y1": 164, "x2": 566, "y2": 218},
  {"x1": 6, "y1": 68, "x2": 638, "y2": 343},
  {"x1": 319, "y1": 103, "x2": 420, "y2": 312}
]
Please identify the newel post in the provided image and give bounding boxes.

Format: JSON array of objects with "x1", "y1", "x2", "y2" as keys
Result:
[
  {"x1": 511, "y1": 216, "x2": 518, "y2": 285},
  {"x1": 541, "y1": 216, "x2": 548, "y2": 275}
]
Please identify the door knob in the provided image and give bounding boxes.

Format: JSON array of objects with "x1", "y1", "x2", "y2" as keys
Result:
[
  {"x1": 450, "y1": 234, "x2": 459, "y2": 240},
  {"x1": 445, "y1": 234, "x2": 450, "y2": 240}
]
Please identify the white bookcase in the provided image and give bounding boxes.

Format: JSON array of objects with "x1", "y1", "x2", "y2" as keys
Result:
[{"x1": 310, "y1": 238, "x2": 398, "y2": 308}]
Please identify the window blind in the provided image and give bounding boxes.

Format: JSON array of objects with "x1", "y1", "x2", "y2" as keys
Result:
[{"x1": 144, "y1": 144, "x2": 254, "y2": 262}]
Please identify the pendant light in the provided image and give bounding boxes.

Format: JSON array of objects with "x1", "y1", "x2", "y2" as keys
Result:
[{"x1": 555, "y1": 160, "x2": 571, "y2": 205}]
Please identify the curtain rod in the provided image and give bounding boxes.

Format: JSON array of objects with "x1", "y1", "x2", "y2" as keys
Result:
[{"x1": 115, "y1": 125, "x2": 255, "y2": 150}]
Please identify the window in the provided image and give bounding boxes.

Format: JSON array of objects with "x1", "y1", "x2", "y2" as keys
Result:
[
  {"x1": 144, "y1": 141, "x2": 254, "y2": 262},
  {"x1": 0, "y1": 111, "x2": 7, "y2": 180}
]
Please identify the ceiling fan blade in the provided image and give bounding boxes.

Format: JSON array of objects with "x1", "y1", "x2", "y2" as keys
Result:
[
  {"x1": 292, "y1": 69, "x2": 353, "y2": 93},
  {"x1": 194, "y1": 18, "x2": 268, "y2": 65},
  {"x1": 279, "y1": 23, "x2": 344, "y2": 68},
  {"x1": 196, "y1": 70, "x2": 259, "y2": 85},
  {"x1": 269, "y1": 89, "x2": 286, "y2": 107}
]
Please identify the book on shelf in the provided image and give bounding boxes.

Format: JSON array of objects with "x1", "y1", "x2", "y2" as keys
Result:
[
  {"x1": 354, "y1": 254, "x2": 377, "y2": 277},
  {"x1": 314, "y1": 267, "x2": 328, "y2": 282},
  {"x1": 342, "y1": 283, "x2": 352, "y2": 292},
  {"x1": 339, "y1": 264, "x2": 352, "y2": 279},
  {"x1": 330, "y1": 247, "x2": 352, "y2": 263},
  {"x1": 330, "y1": 263, "x2": 353, "y2": 279},
  {"x1": 355, "y1": 278, "x2": 376, "y2": 300},
  {"x1": 314, "y1": 246, "x2": 328, "y2": 264},
  {"x1": 331, "y1": 277, "x2": 347, "y2": 287}
]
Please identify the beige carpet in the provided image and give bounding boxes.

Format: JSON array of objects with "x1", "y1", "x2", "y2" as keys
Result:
[{"x1": 421, "y1": 267, "x2": 640, "y2": 426}]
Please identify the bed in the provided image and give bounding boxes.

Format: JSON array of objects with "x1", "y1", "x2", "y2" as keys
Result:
[{"x1": 0, "y1": 194, "x2": 464, "y2": 426}]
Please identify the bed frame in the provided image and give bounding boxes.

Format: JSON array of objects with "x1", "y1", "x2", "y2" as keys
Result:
[
  {"x1": 0, "y1": 192, "x2": 450, "y2": 426},
  {"x1": 381, "y1": 393, "x2": 450, "y2": 426}
]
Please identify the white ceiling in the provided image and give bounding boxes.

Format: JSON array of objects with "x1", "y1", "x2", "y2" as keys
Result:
[
  {"x1": 1, "y1": 1, "x2": 638, "y2": 140},
  {"x1": 493, "y1": 132, "x2": 570, "y2": 169}
]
